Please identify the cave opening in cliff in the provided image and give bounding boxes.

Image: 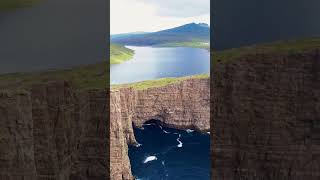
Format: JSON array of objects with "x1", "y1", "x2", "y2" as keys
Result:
[{"x1": 128, "y1": 119, "x2": 210, "y2": 179}]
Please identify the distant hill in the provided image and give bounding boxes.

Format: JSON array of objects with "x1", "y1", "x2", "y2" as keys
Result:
[
  {"x1": 110, "y1": 44, "x2": 134, "y2": 64},
  {"x1": 111, "y1": 32, "x2": 148, "y2": 39},
  {"x1": 111, "y1": 23, "x2": 210, "y2": 46}
]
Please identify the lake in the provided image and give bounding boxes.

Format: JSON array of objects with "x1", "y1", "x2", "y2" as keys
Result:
[
  {"x1": 110, "y1": 46, "x2": 210, "y2": 84},
  {"x1": 129, "y1": 120, "x2": 210, "y2": 180}
]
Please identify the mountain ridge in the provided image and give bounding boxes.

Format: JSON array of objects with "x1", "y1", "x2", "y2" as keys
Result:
[{"x1": 111, "y1": 22, "x2": 210, "y2": 46}]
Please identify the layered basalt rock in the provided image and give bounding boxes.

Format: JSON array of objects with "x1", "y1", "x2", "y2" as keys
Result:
[
  {"x1": 110, "y1": 78, "x2": 210, "y2": 180},
  {"x1": 0, "y1": 82, "x2": 107, "y2": 180},
  {"x1": 212, "y1": 50, "x2": 320, "y2": 179}
]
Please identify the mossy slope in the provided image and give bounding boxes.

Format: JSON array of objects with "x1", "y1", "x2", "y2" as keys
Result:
[
  {"x1": 111, "y1": 74, "x2": 209, "y2": 90},
  {"x1": 110, "y1": 44, "x2": 134, "y2": 64},
  {"x1": 0, "y1": 62, "x2": 108, "y2": 90},
  {"x1": 214, "y1": 38, "x2": 320, "y2": 65}
]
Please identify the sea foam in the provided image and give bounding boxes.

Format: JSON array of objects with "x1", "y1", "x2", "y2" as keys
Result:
[
  {"x1": 143, "y1": 156, "x2": 157, "y2": 163},
  {"x1": 163, "y1": 130, "x2": 170, "y2": 134},
  {"x1": 186, "y1": 129, "x2": 194, "y2": 133},
  {"x1": 135, "y1": 143, "x2": 142, "y2": 147},
  {"x1": 177, "y1": 134, "x2": 183, "y2": 148}
]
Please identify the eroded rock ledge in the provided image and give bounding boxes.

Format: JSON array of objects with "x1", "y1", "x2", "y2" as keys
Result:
[
  {"x1": 110, "y1": 78, "x2": 210, "y2": 180},
  {"x1": 0, "y1": 82, "x2": 107, "y2": 180}
]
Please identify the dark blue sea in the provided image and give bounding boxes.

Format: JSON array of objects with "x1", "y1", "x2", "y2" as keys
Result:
[{"x1": 128, "y1": 120, "x2": 210, "y2": 180}]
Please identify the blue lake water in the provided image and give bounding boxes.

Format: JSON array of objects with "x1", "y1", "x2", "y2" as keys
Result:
[
  {"x1": 110, "y1": 46, "x2": 210, "y2": 84},
  {"x1": 129, "y1": 120, "x2": 210, "y2": 180}
]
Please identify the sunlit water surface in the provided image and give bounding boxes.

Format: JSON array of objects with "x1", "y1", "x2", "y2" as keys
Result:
[{"x1": 111, "y1": 46, "x2": 210, "y2": 84}]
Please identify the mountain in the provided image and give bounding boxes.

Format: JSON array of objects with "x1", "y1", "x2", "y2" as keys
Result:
[
  {"x1": 111, "y1": 23, "x2": 210, "y2": 46},
  {"x1": 110, "y1": 32, "x2": 148, "y2": 39}
]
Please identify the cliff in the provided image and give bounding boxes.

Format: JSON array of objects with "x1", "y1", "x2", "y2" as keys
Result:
[
  {"x1": 0, "y1": 81, "x2": 108, "y2": 180},
  {"x1": 2, "y1": 39, "x2": 319, "y2": 180},
  {"x1": 212, "y1": 47, "x2": 320, "y2": 179},
  {"x1": 110, "y1": 77, "x2": 210, "y2": 180}
]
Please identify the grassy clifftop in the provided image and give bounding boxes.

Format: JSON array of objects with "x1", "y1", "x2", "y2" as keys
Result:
[
  {"x1": 0, "y1": 62, "x2": 108, "y2": 90},
  {"x1": 110, "y1": 44, "x2": 134, "y2": 64},
  {"x1": 112, "y1": 74, "x2": 209, "y2": 90},
  {"x1": 214, "y1": 38, "x2": 320, "y2": 65},
  {"x1": 0, "y1": 0, "x2": 39, "y2": 11}
]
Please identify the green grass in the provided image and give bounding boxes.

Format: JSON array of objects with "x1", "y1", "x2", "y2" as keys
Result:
[
  {"x1": 111, "y1": 74, "x2": 209, "y2": 90},
  {"x1": 213, "y1": 38, "x2": 320, "y2": 65},
  {"x1": 0, "y1": 61, "x2": 108, "y2": 91},
  {"x1": 110, "y1": 44, "x2": 134, "y2": 64},
  {"x1": 0, "y1": 0, "x2": 40, "y2": 11},
  {"x1": 157, "y1": 40, "x2": 210, "y2": 50}
]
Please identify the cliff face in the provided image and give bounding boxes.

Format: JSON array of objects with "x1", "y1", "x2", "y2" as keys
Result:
[
  {"x1": 3, "y1": 48, "x2": 319, "y2": 180},
  {"x1": 0, "y1": 82, "x2": 107, "y2": 180},
  {"x1": 110, "y1": 90, "x2": 134, "y2": 180},
  {"x1": 212, "y1": 50, "x2": 320, "y2": 179},
  {"x1": 110, "y1": 78, "x2": 210, "y2": 180}
]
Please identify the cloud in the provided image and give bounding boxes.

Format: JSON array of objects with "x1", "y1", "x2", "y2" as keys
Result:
[
  {"x1": 137, "y1": 0, "x2": 210, "y2": 17},
  {"x1": 111, "y1": 0, "x2": 210, "y2": 34}
]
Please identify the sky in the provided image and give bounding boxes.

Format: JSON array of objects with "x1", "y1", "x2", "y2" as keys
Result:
[
  {"x1": 110, "y1": 0, "x2": 210, "y2": 34},
  {"x1": 212, "y1": 0, "x2": 320, "y2": 50}
]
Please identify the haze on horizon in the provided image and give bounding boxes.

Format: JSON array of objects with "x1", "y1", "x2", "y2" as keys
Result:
[{"x1": 111, "y1": 0, "x2": 210, "y2": 35}]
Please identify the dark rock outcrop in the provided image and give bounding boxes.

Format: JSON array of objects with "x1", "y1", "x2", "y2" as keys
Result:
[
  {"x1": 212, "y1": 50, "x2": 320, "y2": 179},
  {"x1": 0, "y1": 82, "x2": 107, "y2": 180},
  {"x1": 110, "y1": 78, "x2": 210, "y2": 180}
]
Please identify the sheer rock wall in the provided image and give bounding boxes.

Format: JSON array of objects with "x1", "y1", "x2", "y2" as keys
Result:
[
  {"x1": 212, "y1": 50, "x2": 320, "y2": 180},
  {"x1": 0, "y1": 82, "x2": 107, "y2": 180}
]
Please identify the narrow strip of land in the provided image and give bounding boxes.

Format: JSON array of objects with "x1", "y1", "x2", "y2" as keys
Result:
[{"x1": 110, "y1": 44, "x2": 134, "y2": 64}]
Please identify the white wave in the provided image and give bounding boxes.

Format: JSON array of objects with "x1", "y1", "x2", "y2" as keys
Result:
[
  {"x1": 143, "y1": 156, "x2": 157, "y2": 163},
  {"x1": 186, "y1": 129, "x2": 194, "y2": 133},
  {"x1": 207, "y1": 132, "x2": 210, "y2": 134},
  {"x1": 177, "y1": 134, "x2": 183, "y2": 148},
  {"x1": 143, "y1": 123, "x2": 153, "y2": 126},
  {"x1": 163, "y1": 130, "x2": 170, "y2": 134},
  {"x1": 135, "y1": 143, "x2": 142, "y2": 147},
  {"x1": 161, "y1": 161, "x2": 165, "y2": 166}
]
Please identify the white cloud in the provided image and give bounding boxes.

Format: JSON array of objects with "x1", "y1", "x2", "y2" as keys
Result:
[
  {"x1": 110, "y1": 0, "x2": 210, "y2": 34},
  {"x1": 137, "y1": 0, "x2": 210, "y2": 17}
]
